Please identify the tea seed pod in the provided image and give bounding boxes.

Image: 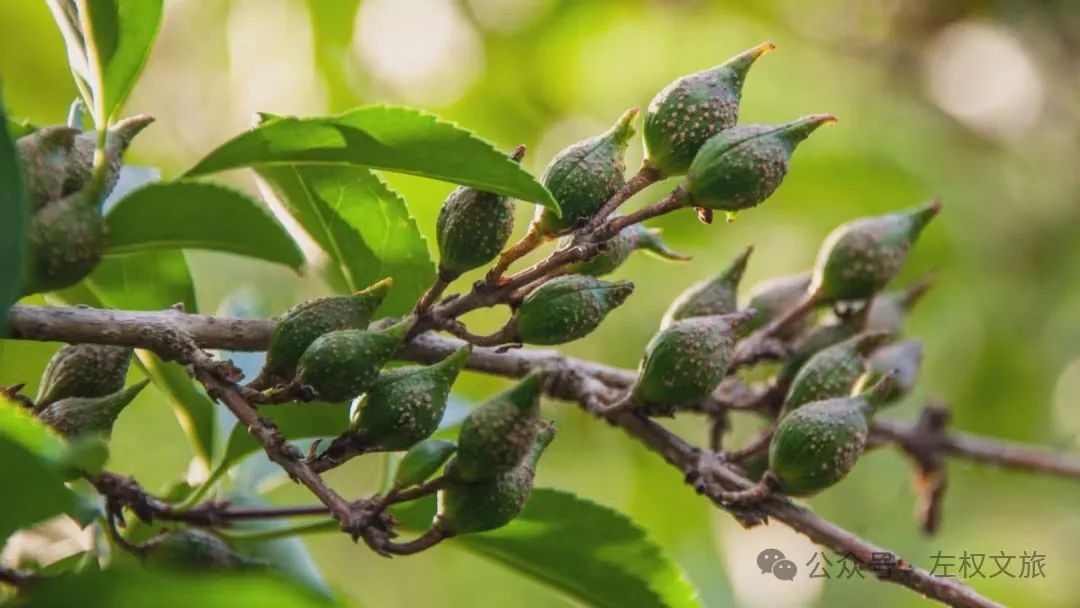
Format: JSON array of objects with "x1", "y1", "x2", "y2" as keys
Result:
[
  {"x1": 17, "y1": 114, "x2": 154, "y2": 210},
  {"x1": 438, "y1": 423, "x2": 555, "y2": 535},
  {"x1": 454, "y1": 369, "x2": 543, "y2": 482},
  {"x1": 21, "y1": 188, "x2": 107, "y2": 295},
  {"x1": 562, "y1": 223, "x2": 689, "y2": 277},
  {"x1": 295, "y1": 316, "x2": 415, "y2": 402},
  {"x1": 740, "y1": 272, "x2": 813, "y2": 339},
  {"x1": 513, "y1": 275, "x2": 634, "y2": 345},
  {"x1": 782, "y1": 331, "x2": 891, "y2": 415},
  {"x1": 865, "y1": 276, "x2": 933, "y2": 337},
  {"x1": 37, "y1": 379, "x2": 150, "y2": 439},
  {"x1": 686, "y1": 114, "x2": 836, "y2": 213},
  {"x1": 661, "y1": 246, "x2": 752, "y2": 328},
  {"x1": 810, "y1": 201, "x2": 942, "y2": 302},
  {"x1": 630, "y1": 310, "x2": 755, "y2": 414},
  {"x1": 533, "y1": 108, "x2": 638, "y2": 234},
  {"x1": 777, "y1": 307, "x2": 868, "y2": 386},
  {"x1": 768, "y1": 374, "x2": 895, "y2": 496},
  {"x1": 253, "y1": 278, "x2": 392, "y2": 388},
  {"x1": 144, "y1": 528, "x2": 262, "y2": 571},
  {"x1": 393, "y1": 439, "x2": 458, "y2": 490},
  {"x1": 35, "y1": 343, "x2": 134, "y2": 409},
  {"x1": 436, "y1": 147, "x2": 524, "y2": 276},
  {"x1": 643, "y1": 41, "x2": 775, "y2": 177},
  {"x1": 348, "y1": 345, "x2": 470, "y2": 451},
  {"x1": 854, "y1": 340, "x2": 923, "y2": 404}
]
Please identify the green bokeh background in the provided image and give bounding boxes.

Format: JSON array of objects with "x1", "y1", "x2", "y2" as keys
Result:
[{"x1": 2, "y1": 1, "x2": 1079, "y2": 606}]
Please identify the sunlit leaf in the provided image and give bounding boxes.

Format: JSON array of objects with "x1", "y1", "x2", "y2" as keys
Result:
[
  {"x1": 106, "y1": 180, "x2": 304, "y2": 270},
  {"x1": 185, "y1": 106, "x2": 558, "y2": 212}
]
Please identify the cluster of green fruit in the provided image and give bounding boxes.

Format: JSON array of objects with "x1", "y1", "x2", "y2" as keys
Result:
[{"x1": 14, "y1": 116, "x2": 152, "y2": 296}]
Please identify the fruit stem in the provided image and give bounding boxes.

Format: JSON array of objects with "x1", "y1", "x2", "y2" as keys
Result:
[
  {"x1": 602, "y1": 185, "x2": 691, "y2": 237},
  {"x1": 382, "y1": 525, "x2": 449, "y2": 556},
  {"x1": 413, "y1": 268, "x2": 459, "y2": 318},
  {"x1": 443, "y1": 318, "x2": 520, "y2": 348},
  {"x1": 487, "y1": 225, "x2": 548, "y2": 283},
  {"x1": 587, "y1": 162, "x2": 663, "y2": 230}
]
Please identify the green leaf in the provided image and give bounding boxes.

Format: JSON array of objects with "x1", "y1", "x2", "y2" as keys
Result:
[
  {"x1": 0, "y1": 397, "x2": 76, "y2": 542},
  {"x1": 23, "y1": 567, "x2": 343, "y2": 608},
  {"x1": 0, "y1": 91, "x2": 28, "y2": 331},
  {"x1": 219, "y1": 401, "x2": 349, "y2": 472},
  {"x1": 226, "y1": 495, "x2": 331, "y2": 596},
  {"x1": 396, "y1": 489, "x2": 702, "y2": 608},
  {"x1": 257, "y1": 165, "x2": 434, "y2": 313},
  {"x1": 185, "y1": 105, "x2": 559, "y2": 212},
  {"x1": 105, "y1": 180, "x2": 304, "y2": 270},
  {"x1": 47, "y1": 0, "x2": 164, "y2": 124},
  {"x1": 52, "y1": 251, "x2": 218, "y2": 464}
]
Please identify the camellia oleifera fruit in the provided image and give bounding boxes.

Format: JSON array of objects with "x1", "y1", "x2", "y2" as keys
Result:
[
  {"x1": 782, "y1": 331, "x2": 891, "y2": 414},
  {"x1": 393, "y1": 438, "x2": 458, "y2": 490},
  {"x1": 512, "y1": 275, "x2": 634, "y2": 345},
  {"x1": 661, "y1": 246, "x2": 751, "y2": 328},
  {"x1": 454, "y1": 369, "x2": 543, "y2": 482},
  {"x1": 643, "y1": 41, "x2": 775, "y2": 177},
  {"x1": 855, "y1": 340, "x2": 923, "y2": 404},
  {"x1": 685, "y1": 114, "x2": 836, "y2": 215},
  {"x1": 562, "y1": 223, "x2": 689, "y2": 277},
  {"x1": 295, "y1": 316, "x2": 414, "y2": 402},
  {"x1": 740, "y1": 272, "x2": 813, "y2": 338},
  {"x1": 37, "y1": 379, "x2": 150, "y2": 439},
  {"x1": 864, "y1": 277, "x2": 932, "y2": 338},
  {"x1": 144, "y1": 528, "x2": 261, "y2": 571},
  {"x1": 438, "y1": 422, "x2": 555, "y2": 535},
  {"x1": 35, "y1": 343, "x2": 134, "y2": 409}
]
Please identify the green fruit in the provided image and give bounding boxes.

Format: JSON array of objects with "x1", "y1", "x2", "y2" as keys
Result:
[
  {"x1": 686, "y1": 114, "x2": 836, "y2": 213},
  {"x1": 631, "y1": 310, "x2": 755, "y2": 413},
  {"x1": 349, "y1": 345, "x2": 470, "y2": 451},
  {"x1": 21, "y1": 188, "x2": 106, "y2": 295},
  {"x1": 810, "y1": 201, "x2": 942, "y2": 302},
  {"x1": 393, "y1": 439, "x2": 458, "y2": 490},
  {"x1": 768, "y1": 374, "x2": 895, "y2": 496},
  {"x1": 455, "y1": 370, "x2": 543, "y2": 482},
  {"x1": 144, "y1": 528, "x2": 261, "y2": 570},
  {"x1": 661, "y1": 246, "x2": 751, "y2": 328},
  {"x1": 255, "y1": 278, "x2": 392, "y2": 387},
  {"x1": 438, "y1": 423, "x2": 555, "y2": 535},
  {"x1": 534, "y1": 108, "x2": 638, "y2": 234},
  {"x1": 16, "y1": 115, "x2": 154, "y2": 210},
  {"x1": 782, "y1": 331, "x2": 891, "y2": 415},
  {"x1": 643, "y1": 41, "x2": 774, "y2": 177},
  {"x1": 295, "y1": 317, "x2": 414, "y2": 402},
  {"x1": 436, "y1": 147, "x2": 523, "y2": 275},
  {"x1": 562, "y1": 223, "x2": 689, "y2": 277},
  {"x1": 36, "y1": 343, "x2": 134, "y2": 408},
  {"x1": 854, "y1": 340, "x2": 923, "y2": 404},
  {"x1": 777, "y1": 313, "x2": 865, "y2": 386},
  {"x1": 513, "y1": 275, "x2": 634, "y2": 345},
  {"x1": 740, "y1": 272, "x2": 812, "y2": 338},
  {"x1": 865, "y1": 277, "x2": 932, "y2": 337},
  {"x1": 37, "y1": 380, "x2": 150, "y2": 438}
]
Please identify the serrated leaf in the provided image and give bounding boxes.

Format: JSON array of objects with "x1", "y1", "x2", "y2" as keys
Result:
[
  {"x1": 257, "y1": 165, "x2": 434, "y2": 312},
  {"x1": 395, "y1": 488, "x2": 702, "y2": 608},
  {"x1": 52, "y1": 250, "x2": 218, "y2": 464},
  {"x1": 47, "y1": 0, "x2": 164, "y2": 124},
  {"x1": 186, "y1": 105, "x2": 559, "y2": 212},
  {"x1": 105, "y1": 180, "x2": 304, "y2": 270},
  {"x1": 0, "y1": 92, "x2": 28, "y2": 331}
]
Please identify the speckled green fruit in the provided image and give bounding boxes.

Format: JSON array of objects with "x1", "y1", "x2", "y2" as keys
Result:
[
  {"x1": 631, "y1": 310, "x2": 755, "y2": 413},
  {"x1": 36, "y1": 343, "x2": 134, "y2": 408},
  {"x1": 643, "y1": 41, "x2": 774, "y2": 177},
  {"x1": 349, "y1": 345, "x2": 470, "y2": 451},
  {"x1": 661, "y1": 246, "x2": 751, "y2": 328},
  {"x1": 21, "y1": 188, "x2": 106, "y2": 296},
  {"x1": 256, "y1": 278, "x2": 392, "y2": 387},
  {"x1": 37, "y1": 380, "x2": 149, "y2": 439},
  {"x1": 437, "y1": 147, "x2": 523, "y2": 275},
  {"x1": 16, "y1": 115, "x2": 154, "y2": 210},
  {"x1": 782, "y1": 331, "x2": 891, "y2": 415},
  {"x1": 686, "y1": 114, "x2": 835, "y2": 212},
  {"x1": 144, "y1": 528, "x2": 261, "y2": 570},
  {"x1": 513, "y1": 275, "x2": 634, "y2": 345},
  {"x1": 438, "y1": 423, "x2": 555, "y2": 535},
  {"x1": 865, "y1": 277, "x2": 932, "y2": 337},
  {"x1": 393, "y1": 439, "x2": 457, "y2": 490},
  {"x1": 454, "y1": 370, "x2": 543, "y2": 482},
  {"x1": 777, "y1": 312, "x2": 866, "y2": 386},
  {"x1": 563, "y1": 223, "x2": 689, "y2": 277},
  {"x1": 854, "y1": 340, "x2": 923, "y2": 404},
  {"x1": 810, "y1": 201, "x2": 941, "y2": 302},
  {"x1": 768, "y1": 374, "x2": 895, "y2": 496},
  {"x1": 740, "y1": 272, "x2": 812, "y2": 339},
  {"x1": 533, "y1": 108, "x2": 638, "y2": 234},
  {"x1": 295, "y1": 317, "x2": 414, "y2": 402}
]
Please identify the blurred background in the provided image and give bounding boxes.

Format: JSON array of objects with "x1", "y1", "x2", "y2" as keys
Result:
[{"x1": 2, "y1": 0, "x2": 1079, "y2": 606}]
